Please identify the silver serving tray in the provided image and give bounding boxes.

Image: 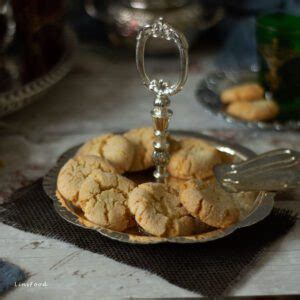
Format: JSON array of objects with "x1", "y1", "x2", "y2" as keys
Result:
[
  {"x1": 43, "y1": 131, "x2": 275, "y2": 244},
  {"x1": 196, "y1": 70, "x2": 300, "y2": 131}
]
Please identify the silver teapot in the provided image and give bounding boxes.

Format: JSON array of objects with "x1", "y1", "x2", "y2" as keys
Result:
[{"x1": 84, "y1": 0, "x2": 224, "y2": 53}]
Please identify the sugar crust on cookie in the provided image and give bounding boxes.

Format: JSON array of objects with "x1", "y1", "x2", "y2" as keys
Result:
[
  {"x1": 57, "y1": 155, "x2": 117, "y2": 207},
  {"x1": 77, "y1": 133, "x2": 134, "y2": 173},
  {"x1": 179, "y1": 179, "x2": 240, "y2": 228},
  {"x1": 168, "y1": 138, "x2": 222, "y2": 180},
  {"x1": 79, "y1": 169, "x2": 136, "y2": 231},
  {"x1": 128, "y1": 182, "x2": 195, "y2": 237}
]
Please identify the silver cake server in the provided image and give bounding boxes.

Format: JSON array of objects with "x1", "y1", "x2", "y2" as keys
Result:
[{"x1": 214, "y1": 148, "x2": 300, "y2": 193}]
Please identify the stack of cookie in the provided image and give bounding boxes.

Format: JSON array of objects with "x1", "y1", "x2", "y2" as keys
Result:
[
  {"x1": 221, "y1": 83, "x2": 279, "y2": 121},
  {"x1": 56, "y1": 127, "x2": 255, "y2": 237}
]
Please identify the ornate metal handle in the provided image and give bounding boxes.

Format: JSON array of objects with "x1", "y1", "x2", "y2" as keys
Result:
[
  {"x1": 136, "y1": 18, "x2": 189, "y2": 182},
  {"x1": 214, "y1": 149, "x2": 300, "y2": 192},
  {"x1": 136, "y1": 17, "x2": 188, "y2": 96}
]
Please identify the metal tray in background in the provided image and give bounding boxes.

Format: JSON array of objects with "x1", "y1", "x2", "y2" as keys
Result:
[
  {"x1": 43, "y1": 130, "x2": 275, "y2": 244},
  {"x1": 196, "y1": 70, "x2": 300, "y2": 131},
  {"x1": 0, "y1": 29, "x2": 76, "y2": 118}
]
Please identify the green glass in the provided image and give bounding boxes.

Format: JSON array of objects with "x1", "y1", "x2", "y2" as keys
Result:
[{"x1": 256, "y1": 13, "x2": 300, "y2": 120}]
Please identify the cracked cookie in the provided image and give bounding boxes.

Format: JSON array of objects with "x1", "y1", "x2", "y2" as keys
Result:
[
  {"x1": 221, "y1": 83, "x2": 264, "y2": 104},
  {"x1": 179, "y1": 179, "x2": 240, "y2": 228},
  {"x1": 57, "y1": 155, "x2": 117, "y2": 208},
  {"x1": 77, "y1": 133, "x2": 134, "y2": 173},
  {"x1": 78, "y1": 169, "x2": 136, "y2": 231},
  {"x1": 123, "y1": 127, "x2": 155, "y2": 172},
  {"x1": 168, "y1": 138, "x2": 222, "y2": 180},
  {"x1": 128, "y1": 182, "x2": 195, "y2": 237}
]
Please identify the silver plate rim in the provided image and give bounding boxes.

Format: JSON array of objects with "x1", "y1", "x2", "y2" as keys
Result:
[{"x1": 43, "y1": 130, "x2": 275, "y2": 244}]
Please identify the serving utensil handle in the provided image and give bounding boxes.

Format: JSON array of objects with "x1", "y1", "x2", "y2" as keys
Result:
[
  {"x1": 214, "y1": 148, "x2": 300, "y2": 192},
  {"x1": 136, "y1": 18, "x2": 189, "y2": 182}
]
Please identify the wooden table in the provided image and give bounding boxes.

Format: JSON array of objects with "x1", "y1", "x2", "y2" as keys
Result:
[{"x1": 1, "y1": 47, "x2": 299, "y2": 298}]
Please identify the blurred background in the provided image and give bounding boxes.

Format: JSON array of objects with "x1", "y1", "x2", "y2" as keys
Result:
[
  {"x1": 70, "y1": 0, "x2": 300, "y2": 68},
  {"x1": 0, "y1": 0, "x2": 300, "y2": 128}
]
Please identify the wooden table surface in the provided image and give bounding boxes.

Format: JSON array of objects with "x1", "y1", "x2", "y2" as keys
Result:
[{"x1": 0, "y1": 47, "x2": 299, "y2": 299}]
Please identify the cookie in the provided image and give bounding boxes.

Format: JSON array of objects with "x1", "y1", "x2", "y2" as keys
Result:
[
  {"x1": 221, "y1": 83, "x2": 264, "y2": 104},
  {"x1": 166, "y1": 176, "x2": 188, "y2": 192},
  {"x1": 179, "y1": 179, "x2": 240, "y2": 228},
  {"x1": 167, "y1": 138, "x2": 222, "y2": 180},
  {"x1": 123, "y1": 127, "x2": 155, "y2": 172},
  {"x1": 128, "y1": 182, "x2": 195, "y2": 237},
  {"x1": 226, "y1": 99, "x2": 279, "y2": 121},
  {"x1": 78, "y1": 169, "x2": 136, "y2": 231},
  {"x1": 77, "y1": 133, "x2": 134, "y2": 173},
  {"x1": 57, "y1": 155, "x2": 117, "y2": 207}
]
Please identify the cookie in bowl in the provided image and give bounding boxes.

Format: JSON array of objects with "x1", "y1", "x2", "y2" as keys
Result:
[
  {"x1": 57, "y1": 155, "x2": 117, "y2": 208},
  {"x1": 123, "y1": 127, "x2": 155, "y2": 172},
  {"x1": 168, "y1": 138, "x2": 222, "y2": 180},
  {"x1": 226, "y1": 99, "x2": 279, "y2": 121},
  {"x1": 220, "y1": 83, "x2": 264, "y2": 104},
  {"x1": 78, "y1": 169, "x2": 136, "y2": 232},
  {"x1": 128, "y1": 182, "x2": 196, "y2": 237},
  {"x1": 77, "y1": 133, "x2": 135, "y2": 173},
  {"x1": 179, "y1": 179, "x2": 240, "y2": 228}
]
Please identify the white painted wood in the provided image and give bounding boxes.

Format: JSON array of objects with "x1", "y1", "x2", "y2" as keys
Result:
[
  {"x1": 1, "y1": 48, "x2": 300, "y2": 298},
  {"x1": 1, "y1": 221, "x2": 300, "y2": 299}
]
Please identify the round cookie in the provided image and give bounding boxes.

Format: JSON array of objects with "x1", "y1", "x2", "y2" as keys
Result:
[
  {"x1": 123, "y1": 127, "x2": 155, "y2": 172},
  {"x1": 179, "y1": 179, "x2": 240, "y2": 228},
  {"x1": 168, "y1": 138, "x2": 222, "y2": 180},
  {"x1": 78, "y1": 169, "x2": 136, "y2": 231},
  {"x1": 128, "y1": 182, "x2": 195, "y2": 237},
  {"x1": 221, "y1": 83, "x2": 264, "y2": 104},
  {"x1": 57, "y1": 155, "x2": 117, "y2": 208},
  {"x1": 77, "y1": 133, "x2": 134, "y2": 173},
  {"x1": 226, "y1": 99, "x2": 279, "y2": 121}
]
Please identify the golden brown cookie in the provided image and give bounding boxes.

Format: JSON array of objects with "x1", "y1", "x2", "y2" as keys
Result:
[
  {"x1": 226, "y1": 99, "x2": 279, "y2": 121},
  {"x1": 128, "y1": 182, "x2": 195, "y2": 237},
  {"x1": 77, "y1": 134, "x2": 134, "y2": 173},
  {"x1": 221, "y1": 83, "x2": 264, "y2": 104},
  {"x1": 123, "y1": 127, "x2": 155, "y2": 172},
  {"x1": 179, "y1": 179, "x2": 240, "y2": 228},
  {"x1": 57, "y1": 155, "x2": 117, "y2": 208},
  {"x1": 167, "y1": 138, "x2": 222, "y2": 180},
  {"x1": 78, "y1": 169, "x2": 136, "y2": 231},
  {"x1": 166, "y1": 176, "x2": 188, "y2": 192}
]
